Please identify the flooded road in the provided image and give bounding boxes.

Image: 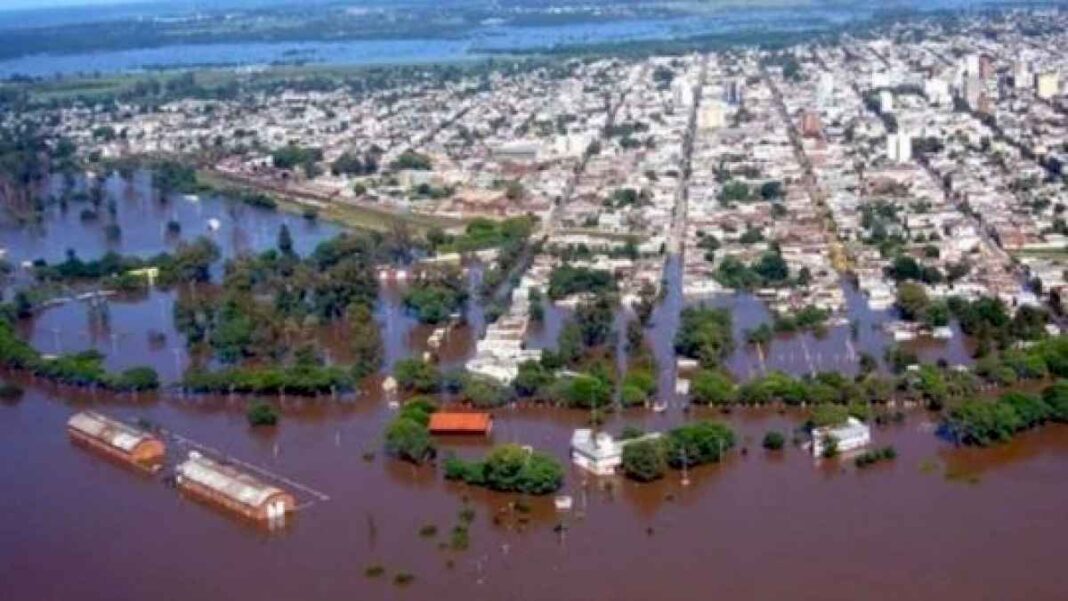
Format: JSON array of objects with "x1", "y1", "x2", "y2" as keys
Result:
[{"x1": 1, "y1": 173, "x2": 1067, "y2": 600}]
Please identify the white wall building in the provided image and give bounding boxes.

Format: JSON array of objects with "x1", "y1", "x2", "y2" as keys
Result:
[
  {"x1": 1036, "y1": 72, "x2": 1060, "y2": 100},
  {"x1": 811, "y1": 417, "x2": 871, "y2": 457},
  {"x1": 698, "y1": 100, "x2": 726, "y2": 131},
  {"x1": 886, "y1": 132, "x2": 912, "y2": 163},
  {"x1": 570, "y1": 429, "x2": 662, "y2": 476},
  {"x1": 1014, "y1": 61, "x2": 1033, "y2": 90},
  {"x1": 817, "y1": 73, "x2": 835, "y2": 107},
  {"x1": 879, "y1": 90, "x2": 894, "y2": 114},
  {"x1": 925, "y1": 78, "x2": 951, "y2": 106}
]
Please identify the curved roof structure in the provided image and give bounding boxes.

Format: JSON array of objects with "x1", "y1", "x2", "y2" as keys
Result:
[
  {"x1": 176, "y1": 452, "x2": 287, "y2": 509},
  {"x1": 67, "y1": 411, "x2": 155, "y2": 453}
]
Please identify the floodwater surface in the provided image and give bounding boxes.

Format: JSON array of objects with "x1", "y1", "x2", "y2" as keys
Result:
[{"x1": 1, "y1": 385, "x2": 1066, "y2": 601}]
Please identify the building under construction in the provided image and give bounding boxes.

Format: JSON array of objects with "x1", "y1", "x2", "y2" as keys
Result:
[
  {"x1": 67, "y1": 410, "x2": 165, "y2": 470},
  {"x1": 175, "y1": 451, "x2": 295, "y2": 522}
]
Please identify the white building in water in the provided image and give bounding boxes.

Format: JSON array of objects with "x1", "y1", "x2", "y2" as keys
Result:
[
  {"x1": 811, "y1": 417, "x2": 871, "y2": 457},
  {"x1": 570, "y1": 429, "x2": 661, "y2": 476}
]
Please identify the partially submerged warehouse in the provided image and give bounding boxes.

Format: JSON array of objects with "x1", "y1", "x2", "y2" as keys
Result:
[
  {"x1": 175, "y1": 451, "x2": 295, "y2": 522},
  {"x1": 67, "y1": 410, "x2": 166, "y2": 470}
]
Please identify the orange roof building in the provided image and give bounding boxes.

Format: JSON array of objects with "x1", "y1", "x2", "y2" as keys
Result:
[{"x1": 428, "y1": 412, "x2": 493, "y2": 435}]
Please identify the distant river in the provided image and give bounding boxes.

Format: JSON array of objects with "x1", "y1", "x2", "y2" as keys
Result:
[{"x1": 0, "y1": 0, "x2": 1038, "y2": 78}]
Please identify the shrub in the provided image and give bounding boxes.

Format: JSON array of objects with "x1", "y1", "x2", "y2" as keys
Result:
[
  {"x1": 460, "y1": 372, "x2": 511, "y2": 407},
  {"x1": 246, "y1": 402, "x2": 279, "y2": 427},
  {"x1": 562, "y1": 373, "x2": 612, "y2": 409},
  {"x1": 854, "y1": 446, "x2": 897, "y2": 468},
  {"x1": 810, "y1": 404, "x2": 850, "y2": 428},
  {"x1": 998, "y1": 392, "x2": 1051, "y2": 428},
  {"x1": 182, "y1": 364, "x2": 350, "y2": 395},
  {"x1": 399, "y1": 396, "x2": 437, "y2": 426},
  {"x1": 690, "y1": 369, "x2": 736, "y2": 405},
  {"x1": 444, "y1": 445, "x2": 564, "y2": 495},
  {"x1": 620, "y1": 384, "x2": 648, "y2": 407},
  {"x1": 449, "y1": 525, "x2": 469, "y2": 550},
  {"x1": 0, "y1": 382, "x2": 23, "y2": 401},
  {"x1": 622, "y1": 368, "x2": 656, "y2": 398},
  {"x1": 762, "y1": 430, "x2": 785, "y2": 450},
  {"x1": 384, "y1": 416, "x2": 434, "y2": 464},
  {"x1": 393, "y1": 572, "x2": 415, "y2": 586},
  {"x1": 621, "y1": 438, "x2": 668, "y2": 482},
  {"x1": 665, "y1": 421, "x2": 735, "y2": 468},
  {"x1": 674, "y1": 306, "x2": 734, "y2": 367},
  {"x1": 821, "y1": 435, "x2": 839, "y2": 458},
  {"x1": 458, "y1": 506, "x2": 476, "y2": 524},
  {"x1": 114, "y1": 366, "x2": 160, "y2": 391},
  {"x1": 547, "y1": 265, "x2": 616, "y2": 299},
  {"x1": 1041, "y1": 380, "x2": 1068, "y2": 422},
  {"x1": 513, "y1": 360, "x2": 553, "y2": 398},
  {"x1": 393, "y1": 358, "x2": 440, "y2": 393},
  {"x1": 945, "y1": 399, "x2": 1021, "y2": 446}
]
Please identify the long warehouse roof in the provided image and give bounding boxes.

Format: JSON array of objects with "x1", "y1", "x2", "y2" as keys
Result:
[
  {"x1": 68, "y1": 411, "x2": 154, "y2": 453},
  {"x1": 176, "y1": 452, "x2": 287, "y2": 509}
]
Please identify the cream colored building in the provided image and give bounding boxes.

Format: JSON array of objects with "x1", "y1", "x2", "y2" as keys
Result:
[{"x1": 1036, "y1": 72, "x2": 1060, "y2": 100}]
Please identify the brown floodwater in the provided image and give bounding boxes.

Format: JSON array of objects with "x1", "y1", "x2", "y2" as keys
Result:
[
  {"x1": 4, "y1": 172, "x2": 340, "y2": 266},
  {"x1": 1, "y1": 174, "x2": 1067, "y2": 600},
  {"x1": 2, "y1": 384, "x2": 1066, "y2": 601}
]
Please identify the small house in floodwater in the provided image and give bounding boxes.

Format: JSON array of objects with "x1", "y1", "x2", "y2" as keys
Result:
[
  {"x1": 67, "y1": 410, "x2": 165, "y2": 470},
  {"x1": 571, "y1": 429, "x2": 662, "y2": 476},
  {"x1": 175, "y1": 452, "x2": 295, "y2": 522},
  {"x1": 811, "y1": 417, "x2": 871, "y2": 457},
  {"x1": 428, "y1": 412, "x2": 493, "y2": 435}
]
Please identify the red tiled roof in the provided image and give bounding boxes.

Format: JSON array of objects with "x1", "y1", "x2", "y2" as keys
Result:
[{"x1": 428, "y1": 412, "x2": 492, "y2": 434}]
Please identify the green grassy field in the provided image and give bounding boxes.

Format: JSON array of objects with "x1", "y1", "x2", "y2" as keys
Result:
[{"x1": 1, "y1": 60, "x2": 503, "y2": 106}]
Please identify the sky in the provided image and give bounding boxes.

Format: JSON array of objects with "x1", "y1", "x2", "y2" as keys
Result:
[
  {"x1": 0, "y1": 0, "x2": 156, "y2": 9},
  {"x1": 0, "y1": 0, "x2": 346, "y2": 11}
]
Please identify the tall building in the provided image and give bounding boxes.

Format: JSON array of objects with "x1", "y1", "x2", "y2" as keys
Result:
[
  {"x1": 977, "y1": 93, "x2": 993, "y2": 115},
  {"x1": 879, "y1": 90, "x2": 894, "y2": 113},
  {"x1": 817, "y1": 72, "x2": 835, "y2": 107},
  {"x1": 925, "y1": 78, "x2": 951, "y2": 106},
  {"x1": 1036, "y1": 72, "x2": 1060, "y2": 100},
  {"x1": 1014, "y1": 61, "x2": 1033, "y2": 90},
  {"x1": 672, "y1": 78, "x2": 694, "y2": 108},
  {"x1": 800, "y1": 110, "x2": 823, "y2": 138},
  {"x1": 978, "y1": 54, "x2": 995, "y2": 80},
  {"x1": 963, "y1": 75, "x2": 983, "y2": 109},
  {"x1": 699, "y1": 100, "x2": 726, "y2": 131},
  {"x1": 886, "y1": 132, "x2": 912, "y2": 163},
  {"x1": 724, "y1": 78, "x2": 744, "y2": 106}
]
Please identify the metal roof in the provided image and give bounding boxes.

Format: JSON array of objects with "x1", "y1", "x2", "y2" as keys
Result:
[
  {"x1": 67, "y1": 411, "x2": 154, "y2": 453},
  {"x1": 176, "y1": 452, "x2": 286, "y2": 509},
  {"x1": 428, "y1": 412, "x2": 492, "y2": 433}
]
